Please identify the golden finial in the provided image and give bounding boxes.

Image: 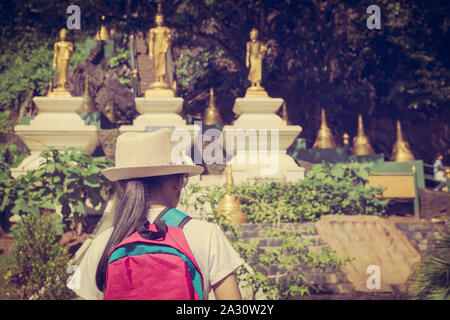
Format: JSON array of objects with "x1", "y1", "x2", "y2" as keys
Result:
[
  {"x1": 95, "y1": 15, "x2": 111, "y2": 40},
  {"x1": 313, "y1": 108, "x2": 337, "y2": 149},
  {"x1": 342, "y1": 133, "x2": 350, "y2": 146},
  {"x1": 203, "y1": 88, "x2": 224, "y2": 125},
  {"x1": 225, "y1": 162, "x2": 234, "y2": 189},
  {"x1": 391, "y1": 120, "x2": 415, "y2": 162},
  {"x1": 82, "y1": 75, "x2": 96, "y2": 112},
  {"x1": 352, "y1": 114, "x2": 375, "y2": 156},
  {"x1": 217, "y1": 163, "x2": 248, "y2": 224}
]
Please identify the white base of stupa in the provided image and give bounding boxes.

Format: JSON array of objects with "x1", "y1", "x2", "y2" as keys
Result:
[
  {"x1": 120, "y1": 97, "x2": 185, "y2": 131},
  {"x1": 12, "y1": 97, "x2": 98, "y2": 178},
  {"x1": 225, "y1": 151, "x2": 304, "y2": 184},
  {"x1": 220, "y1": 96, "x2": 304, "y2": 183}
]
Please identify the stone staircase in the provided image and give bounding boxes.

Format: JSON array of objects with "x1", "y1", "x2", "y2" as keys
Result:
[{"x1": 132, "y1": 32, "x2": 155, "y2": 97}]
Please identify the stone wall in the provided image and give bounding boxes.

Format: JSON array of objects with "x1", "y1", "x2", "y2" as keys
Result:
[
  {"x1": 227, "y1": 217, "x2": 449, "y2": 300},
  {"x1": 418, "y1": 188, "x2": 450, "y2": 220},
  {"x1": 395, "y1": 220, "x2": 449, "y2": 256},
  {"x1": 227, "y1": 222, "x2": 357, "y2": 299}
]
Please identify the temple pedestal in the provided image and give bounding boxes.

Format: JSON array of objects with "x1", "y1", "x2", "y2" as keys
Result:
[
  {"x1": 120, "y1": 98, "x2": 186, "y2": 131},
  {"x1": 12, "y1": 97, "x2": 99, "y2": 178},
  {"x1": 223, "y1": 97, "x2": 304, "y2": 183}
]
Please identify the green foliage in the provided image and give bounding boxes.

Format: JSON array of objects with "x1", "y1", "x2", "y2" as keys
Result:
[
  {"x1": 232, "y1": 227, "x2": 353, "y2": 299},
  {"x1": 233, "y1": 162, "x2": 387, "y2": 223},
  {"x1": 407, "y1": 233, "x2": 450, "y2": 300},
  {"x1": 0, "y1": 142, "x2": 26, "y2": 231},
  {"x1": 180, "y1": 180, "x2": 356, "y2": 299},
  {"x1": 0, "y1": 147, "x2": 114, "y2": 233},
  {"x1": 0, "y1": 39, "x2": 55, "y2": 111},
  {"x1": 0, "y1": 34, "x2": 88, "y2": 115},
  {"x1": 0, "y1": 110, "x2": 14, "y2": 132},
  {"x1": 107, "y1": 51, "x2": 130, "y2": 69},
  {"x1": 182, "y1": 162, "x2": 388, "y2": 226},
  {"x1": 175, "y1": 49, "x2": 224, "y2": 89},
  {"x1": 236, "y1": 180, "x2": 305, "y2": 223},
  {"x1": 297, "y1": 162, "x2": 389, "y2": 220},
  {"x1": 180, "y1": 188, "x2": 353, "y2": 299},
  {"x1": 7, "y1": 211, "x2": 74, "y2": 300},
  {"x1": 69, "y1": 42, "x2": 88, "y2": 69}
]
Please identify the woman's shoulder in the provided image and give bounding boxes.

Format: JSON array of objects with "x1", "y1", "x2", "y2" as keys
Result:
[
  {"x1": 183, "y1": 216, "x2": 228, "y2": 238},
  {"x1": 90, "y1": 227, "x2": 114, "y2": 248}
]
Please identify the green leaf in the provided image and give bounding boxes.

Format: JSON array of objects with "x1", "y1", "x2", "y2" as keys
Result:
[
  {"x1": 45, "y1": 162, "x2": 56, "y2": 174},
  {"x1": 73, "y1": 200, "x2": 85, "y2": 214},
  {"x1": 40, "y1": 201, "x2": 56, "y2": 211},
  {"x1": 83, "y1": 175, "x2": 100, "y2": 188}
]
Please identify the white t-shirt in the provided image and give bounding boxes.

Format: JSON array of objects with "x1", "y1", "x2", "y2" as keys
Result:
[{"x1": 68, "y1": 207, "x2": 244, "y2": 300}]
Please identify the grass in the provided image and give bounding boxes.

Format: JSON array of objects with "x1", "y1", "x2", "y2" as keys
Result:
[{"x1": 0, "y1": 250, "x2": 19, "y2": 299}]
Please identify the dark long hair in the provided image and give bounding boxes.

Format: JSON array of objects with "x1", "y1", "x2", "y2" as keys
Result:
[{"x1": 95, "y1": 174, "x2": 178, "y2": 292}]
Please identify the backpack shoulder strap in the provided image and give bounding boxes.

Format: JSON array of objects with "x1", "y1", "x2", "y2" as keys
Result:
[{"x1": 154, "y1": 207, "x2": 192, "y2": 229}]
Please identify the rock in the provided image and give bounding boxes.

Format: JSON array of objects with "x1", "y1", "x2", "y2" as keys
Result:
[
  {"x1": 418, "y1": 188, "x2": 450, "y2": 219},
  {"x1": 67, "y1": 40, "x2": 137, "y2": 127}
]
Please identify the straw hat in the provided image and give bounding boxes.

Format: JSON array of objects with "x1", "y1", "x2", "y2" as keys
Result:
[{"x1": 102, "y1": 128, "x2": 203, "y2": 181}]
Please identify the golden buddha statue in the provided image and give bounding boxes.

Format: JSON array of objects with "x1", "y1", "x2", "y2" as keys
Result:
[
  {"x1": 391, "y1": 120, "x2": 415, "y2": 162},
  {"x1": 245, "y1": 28, "x2": 268, "y2": 97},
  {"x1": 217, "y1": 163, "x2": 248, "y2": 224},
  {"x1": 352, "y1": 114, "x2": 375, "y2": 156},
  {"x1": 313, "y1": 108, "x2": 337, "y2": 149},
  {"x1": 146, "y1": 4, "x2": 173, "y2": 98},
  {"x1": 203, "y1": 88, "x2": 224, "y2": 125},
  {"x1": 51, "y1": 28, "x2": 73, "y2": 97}
]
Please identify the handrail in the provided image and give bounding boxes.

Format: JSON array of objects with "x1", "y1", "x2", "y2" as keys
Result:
[
  {"x1": 129, "y1": 34, "x2": 139, "y2": 98},
  {"x1": 370, "y1": 172, "x2": 413, "y2": 176}
]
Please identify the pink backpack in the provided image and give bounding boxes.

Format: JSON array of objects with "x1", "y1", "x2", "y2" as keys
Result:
[{"x1": 104, "y1": 208, "x2": 204, "y2": 300}]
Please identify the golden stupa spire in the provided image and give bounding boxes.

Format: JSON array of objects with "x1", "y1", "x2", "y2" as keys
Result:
[
  {"x1": 352, "y1": 114, "x2": 375, "y2": 156},
  {"x1": 203, "y1": 87, "x2": 224, "y2": 125},
  {"x1": 217, "y1": 163, "x2": 248, "y2": 224},
  {"x1": 313, "y1": 108, "x2": 337, "y2": 149},
  {"x1": 94, "y1": 15, "x2": 111, "y2": 40},
  {"x1": 391, "y1": 120, "x2": 415, "y2": 162},
  {"x1": 82, "y1": 75, "x2": 96, "y2": 112}
]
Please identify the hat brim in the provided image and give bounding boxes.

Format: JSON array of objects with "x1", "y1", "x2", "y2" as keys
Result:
[{"x1": 102, "y1": 164, "x2": 204, "y2": 182}]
